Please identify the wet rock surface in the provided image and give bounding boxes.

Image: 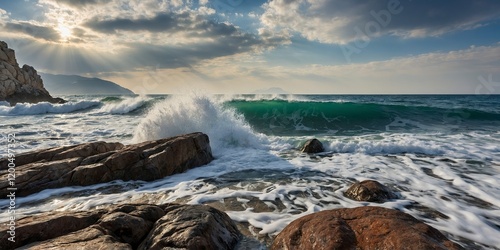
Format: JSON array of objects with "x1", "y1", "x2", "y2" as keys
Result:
[
  {"x1": 300, "y1": 138, "x2": 324, "y2": 154},
  {"x1": 0, "y1": 132, "x2": 213, "y2": 197},
  {"x1": 139, "y1": 204, "x2": 240, "y2": 250},
  {"x1": 0, "y1": 204, "x2": 240, "y2": 250},
  {"x1": 271, "y1": 206, "x2": 463, "y2": 250},
  {"x1": 344, "y1": 179, "x2": 397, "y2": 202}
]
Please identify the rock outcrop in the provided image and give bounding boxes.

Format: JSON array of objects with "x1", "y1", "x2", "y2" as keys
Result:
[
  {"x1": 139, "y1": 204, "x2": 240, "y2": 250},
  {"x1": 0, "y1": 132, "x2": 213, "y2": 197},
  {"x1": 301, "y1": 138, "x2": 324, "y2": 154},
  {"x1": 0, "y1": 204, "x2": 241, "y2": 250},
  {"x1": 0, "y1": 41, "x2": 65, "y2": 105},
  {"x1": 271, "y1": 206, "x2": 463, "y2": 250},
  {"x1": 344, "y1": 180, "x2": 397, "y2": 203}
]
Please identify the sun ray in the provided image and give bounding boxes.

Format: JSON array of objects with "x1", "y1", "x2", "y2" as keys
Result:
[{"x1": 57, "y1": 23, "x2": 72, "y2": 42}]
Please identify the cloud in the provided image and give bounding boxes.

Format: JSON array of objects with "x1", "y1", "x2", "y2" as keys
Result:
[
  {"x1": 181, "y1": 43, "x2": 500, "y2": 94},
  {"x1": 85, "y1": 13, "x2": 179, "y2": 33},
  {"x1": 46, "y1": 0, "x2": 113, "y2": 7},
  {"x1": 261, "y1": 0, "x2": 500, "y2": 44},
  {"x1": 121, "y1": 34, "x2": 263, "y2": 69},
  {"x1": 0, "y1": 8, "x2": 9, "y2": 21},
  {"x1": 2, "y1": 22, "x2": 61, "y2": 42},
  {"x1": 0, "y1": 0, "x2": 290, "y2": 75},
  {"x1": 85, "y1": 11, "x2": 250, "y2": 39},
  {"x1": 83, "y1": 10, "x2": 290, "y2": 64}
]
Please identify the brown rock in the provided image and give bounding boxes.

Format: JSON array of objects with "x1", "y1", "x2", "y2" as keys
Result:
[
  {"x1": 23, "y1": 226, "x2": 133, "y2": 250},
  {"x1": 139, "y1": 204, "x2": 240, "y2": 250},
  {"x1": 0, "y1": 141, "x2": 124, "y2": 196},
  {"x1": 271, "y1": 206, "x2": 463, "y2": 250},
  {"x1": 300, "y1": 139, "x2": 324, "y2": 153},
  {"x1": 98, "y1": 212, "x2": 152, "y2": 247},
  {"x1": 0, "y1": 204, "x2": 240, "y2": 250},
  {"x1": 0, "y1": 141, "x2": 122, "y2": 170},
  {"x1": 0, "y1": 40, "x2": 65, "y2": 105},
  {"x1": 0, "y1": 210, "x2": 106, "y2": 249},
  {"x1": 52, "y1": 141, "x2": 124, "y2": 161},
  {"x1": 0, "y1": 133, "x2": 213, "y2": 197},
  {"x1": 344, "y1": 180, "x2": 397, "y2": 203},
  {"x1": 69, "y1": 132, "x2": 213, "y2": 186}
]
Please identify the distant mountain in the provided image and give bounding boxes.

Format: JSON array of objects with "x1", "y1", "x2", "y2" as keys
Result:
[
  {"x1": 252, "y1": 87, "x2": 289, "y2": 94},
  {"x1": 40, "y1": 73, "x2": 134, "y2": 95}
]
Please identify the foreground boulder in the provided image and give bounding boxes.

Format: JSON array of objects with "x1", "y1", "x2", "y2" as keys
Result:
[
  {"x1": 272, "y1": 206, "x2": 463, "y2": 250},
  {"x1": 0, "y1": 40, "x2": 65, "y2": 105},
  {"x1": 139, "y1": 204, "x2": 240, "y2": 249},
  {"x1": 0, "y1": 204, "x2": 240, "y2": 250},
  {"x1": 344, "y1": 180, "x2": 397, "y2": 203},
  {"x1": 301, "y1": 138, "x2": 324, "y2": 153},
  {"x1": 0, "y1": 132, "x2": 213, "y2": 197}
]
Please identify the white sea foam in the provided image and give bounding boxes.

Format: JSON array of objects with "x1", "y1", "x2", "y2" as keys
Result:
[
  {"x1": 218, "y1": 94, "x2": 312, "y2": 103},
  {"x1": 0, "y1": 100, "x2": 100, "y2": 115},
  {"x1": 325, "y1": 134, "x2": 445, "y2": 155},
  {"x1": 2, "y1": 134, "x2": 500, "y2": 248},
  {"x1": 267, "y1": 132, "x2": 500, "y2": 161},
  {"x1": 133, "y1": 94, "x2": 266, "y2": 154}
]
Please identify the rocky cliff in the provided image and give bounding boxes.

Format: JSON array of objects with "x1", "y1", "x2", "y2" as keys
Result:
[{"x1": 0, "y1": 41, "x2": 64, "y2": 105}]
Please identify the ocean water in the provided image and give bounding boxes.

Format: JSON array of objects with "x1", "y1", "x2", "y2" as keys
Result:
[{"x1": 1, "y1": 94, "x2": 500, "y2": 249}]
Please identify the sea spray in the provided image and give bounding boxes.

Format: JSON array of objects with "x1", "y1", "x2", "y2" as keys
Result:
[{"x1": 133, "y1": 94, "x2": 266, "y2": 154}]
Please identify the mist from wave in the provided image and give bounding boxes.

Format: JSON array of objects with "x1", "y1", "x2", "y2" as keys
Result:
[{"x1": 133, "y1": 94, "x2": 266, "y2": 154}]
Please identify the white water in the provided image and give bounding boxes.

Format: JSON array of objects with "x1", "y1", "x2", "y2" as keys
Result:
[
  {"x1": 1, "y1": 94, "x2": 499, "y2": 249},
  {"x1": 133, "y1": 95, "x2": 265, "y2": 154},
  {"x1": 0, "y1": 100, "x2": 100, "y2": 115}
]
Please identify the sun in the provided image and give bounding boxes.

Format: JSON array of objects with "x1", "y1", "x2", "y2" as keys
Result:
[{"x1": 57, "y1": 23, "x2": 72, "y2": 42}]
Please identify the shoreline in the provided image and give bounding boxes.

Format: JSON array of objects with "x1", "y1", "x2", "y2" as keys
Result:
[{"x1": 0, "y1": 134, "x2": 473, "y2": 249}]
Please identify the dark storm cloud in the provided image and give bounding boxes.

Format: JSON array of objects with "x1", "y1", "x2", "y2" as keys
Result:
[{"x1": 3, "y1": 22, "x2": 61, "y2": 42}]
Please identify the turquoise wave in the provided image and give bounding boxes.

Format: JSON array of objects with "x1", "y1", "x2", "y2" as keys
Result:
[{"x1": 226, "y1": 100, "x2": 500, "y2": 135}]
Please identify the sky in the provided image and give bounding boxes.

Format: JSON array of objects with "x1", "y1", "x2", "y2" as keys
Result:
[{"x1": 0, "y1": 0, "x2": 499, "y2": 94}]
